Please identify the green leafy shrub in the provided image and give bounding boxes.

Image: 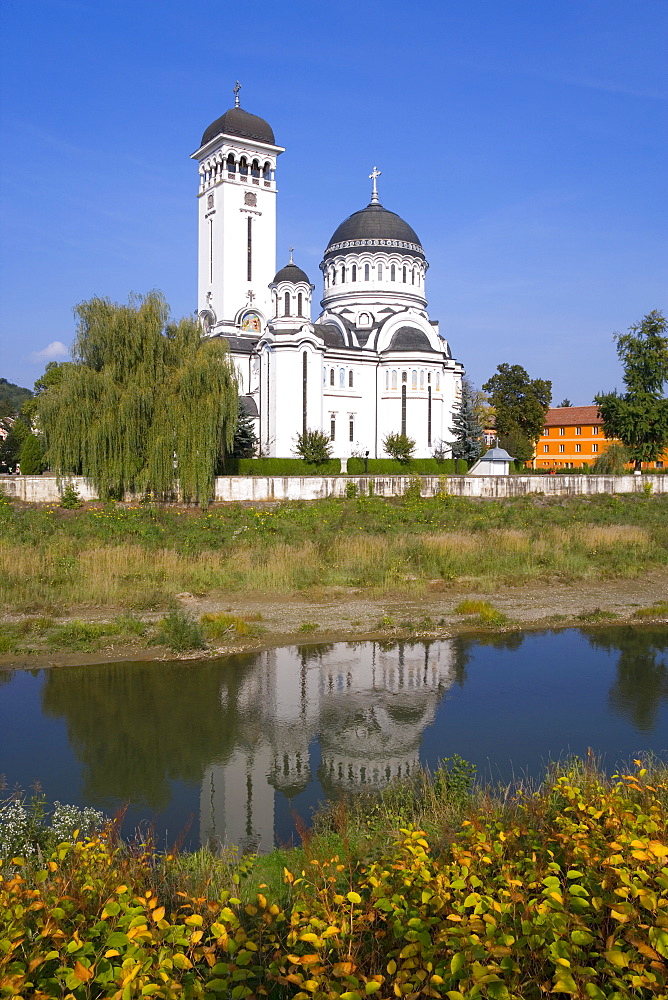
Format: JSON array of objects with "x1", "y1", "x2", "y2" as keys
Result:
[
  {"x1": 294, "y1": 427, "x2": 333, "y2": 465},
  {"x1": 344, "y1": 481, "x2": 358, "y2": 498},
  {"x1": 156, "y1": 609, "x2": 206, "y2": 652},
  {"x1": 59, "y1": 481, "x2": 83, "y2": 508},
  {"x1": 382, "y1": 431, "x2": 416, "y2": 463}
]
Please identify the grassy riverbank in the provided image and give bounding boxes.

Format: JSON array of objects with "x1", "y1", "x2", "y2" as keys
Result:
[
  {"x1": 2, "y1": 492, "x2": 668, "y2": 618},
  {"x1": 2, "y1": 757, "x2": 667, "y2": 998}
]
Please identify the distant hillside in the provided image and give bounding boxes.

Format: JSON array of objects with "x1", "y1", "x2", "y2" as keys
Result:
[{"x1": 0, "y1": 378, "x2": 33, "y2": 417}]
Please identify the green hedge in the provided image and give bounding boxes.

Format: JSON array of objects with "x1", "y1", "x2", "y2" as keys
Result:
[
  {"x1": 347, "y1": 457, "x2": 468, "y2": 475},
  {"x1": 221, "y1": 457, "x2": 341, "y2": 476}
]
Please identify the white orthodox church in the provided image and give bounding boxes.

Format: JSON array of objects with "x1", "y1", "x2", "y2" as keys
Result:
[{"x1": 192, "y1": 86, "x2": 463, "y2": 459}]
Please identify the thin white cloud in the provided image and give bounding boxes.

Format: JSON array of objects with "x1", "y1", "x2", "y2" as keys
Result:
[{"x1": 29, "y1": 341, "x2": 69, "y2": 363}]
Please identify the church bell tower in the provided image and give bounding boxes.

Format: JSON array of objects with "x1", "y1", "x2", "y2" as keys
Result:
[{"x1": 192, "y1": 84, "x2": 283, "y2": 336}]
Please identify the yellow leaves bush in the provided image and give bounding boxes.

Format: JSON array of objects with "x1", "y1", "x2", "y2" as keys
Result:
[{"x1": 1, "y1": 764, "x2": 667, "y2": 998}]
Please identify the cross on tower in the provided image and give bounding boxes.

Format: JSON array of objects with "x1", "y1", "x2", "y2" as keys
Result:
[
  {"x1": 369, "y1": 166, "x2": 381, "y2": 203},
  {"x1": 233, "y1": 81, "x2": 241, "y2": 107},
  {"x1": 289, "y1": 246, "x2": 294, "y2": 264}
]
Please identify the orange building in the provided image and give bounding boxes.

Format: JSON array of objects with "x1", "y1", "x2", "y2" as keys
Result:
[{"x1": 532, "y1": 405, "x2": 667, "y2": 470}]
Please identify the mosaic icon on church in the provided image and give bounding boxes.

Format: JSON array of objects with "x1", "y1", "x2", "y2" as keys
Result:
[{"x1": 241, "y1": 311, "x2": 262, "y2": 332}]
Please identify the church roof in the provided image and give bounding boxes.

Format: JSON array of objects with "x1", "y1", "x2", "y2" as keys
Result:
[
  {"x1": 201, "y1": 106, "x2": 275, "y2": 148},
  {"x1": 314, "y1": 323, "x2": 346, "y2": 347},
  {"x1": 324, "y1": 203, "x2": 425, "y2": 260},
  {"x1": 273, "y1": 262, "x2": 311, "y2": 284},
  {"x1": 385, "y1": 327, "x2": 437, "y2": 353}
]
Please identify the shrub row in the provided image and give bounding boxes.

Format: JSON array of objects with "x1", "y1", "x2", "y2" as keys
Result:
[
  {"x1": 222, "y1": 457, "x2": 342, "y2": 476},
  {"x1": 217, "y1": 458, "x2": 471, "y2": 477},
  {"x1": 347, "y1": 458, "x2": 470, "y2": 475}
]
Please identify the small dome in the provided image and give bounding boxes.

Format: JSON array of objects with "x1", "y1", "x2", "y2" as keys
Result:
[
  {"x1": 201, "y1": 106, "x2": 275, "y2": 147},
  {"x1": 325, "y1": 203, "x2": 424, "y2": 260},
  {"x1": 387, "y1": 327, "x2": 436, "y2": 352},
  {"x1": 273, "y1": 262, "x2": 310, "y2": 284}
]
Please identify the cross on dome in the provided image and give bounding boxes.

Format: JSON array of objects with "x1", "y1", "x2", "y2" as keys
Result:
[
  {"x1": 369, "y1": 166, "x2": 381, "y2": 204},
  {"x1": 233, "y1": 81, "x2": 241, "y2": 107},
  {"x1": 289, "y1": 246, "x2": 294, "y2": 264}
]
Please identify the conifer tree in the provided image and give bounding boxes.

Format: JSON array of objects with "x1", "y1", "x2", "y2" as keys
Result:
[
  {"x1": 38, "y1": 292, "x2": 238, "y2": 503},
  {"x1": 19, "y1": 433, "x2": 44, "y2": 474},
  {"x1": 449, "y1": 378, "x2": 484, "y2": 462},
  {"x1": 231, "y1": 399, "x2": 258, "y2": 458}
]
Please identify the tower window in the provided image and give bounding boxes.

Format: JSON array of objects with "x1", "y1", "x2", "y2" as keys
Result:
[
  {"x1": 263, "y1": 161, "x2": 271, "y2": 179},
  {"x1": 364, "y1": 263, "x2": 370, "y2": 280},
  {"x1": 349, "y1": 417, "x2": 354, "y2": 442},
  {"x1": 391, "y1": 264, "x2": 396, "y2": 281},
  {"x1": 247, "y1": 217, "x2": 252, "y2": 281},
  {"x1": 402, "y1": 266, "x2": 407, "y2": 283},
  {"x1": 226, "y1": 153, "x2": 236, "y2": 173},
  {"x1": 284, "y1": 291, "x2": 290, "y2": 316},
  {"x1": 341, "y1": 265, "x2": 346, "y2": 282},
  {"x1": 401, "y1": 385, "x2": 407, "y2": 435},
  {"x1": 298, "y1": 292, "x2": 303, "y2": 315},
  {"x1": 378, "y1": 263, "x2": 383, "y2": 280},
  {"x1": 330, "y1": 416, "x2": 336, "y2": 441},
  {"x1": 348, "y1": 370, "x2": 353, "y2": 387},
  {"x1": 352, "y1": 264, "x2": 357, "y2": 281},
  {"x1": 251, "y1": 159, "x2": 260, "y2": 178},
  {"x1": 412, "y1": 268, "x2": 415, "y2": 285},
  {"x1": 239, "y1": 157, "x2": 248, "y2": 176},
  {"x1": 332, "y1": 267, "x2": 336, "y2": 285},
  {"x1": 330, "y1": 368, "x2": 335, "y2": 386}
]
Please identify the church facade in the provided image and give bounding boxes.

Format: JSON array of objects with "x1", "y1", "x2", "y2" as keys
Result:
[{"x1": 192, "y1": 88, "x2": 463, "y2": 459}]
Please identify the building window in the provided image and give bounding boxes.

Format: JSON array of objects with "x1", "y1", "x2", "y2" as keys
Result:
[
  {"x1": 302, "y1": 351, "x2": 308, "y2": 436},
  {"x1": 385, "y1": 370, "x2": 389, "y2": 389},
  {"x1": 543, "y1": 427, "x2": 549, "y2": 435},
  {"x1": 559, "y1": 427, "x2": 565, "y2": 435},
  {"x1": 297, "y1": 292, "x2": 303, "y2": 315},
  {"x1": 364, "y1": 263, "x2": 370, "y2": 281},
  {"x1": 323, "y1": 367, "x2": 327, "y2": 385},
  {"x1": 391, "y1": 370, "x2": 397, "y2": 389},
  {"x1": 401, "y1": 385, "x2": 406, "y2": 435},
  {"x1": 575, "y1": 426, "x2": 581, "y2": 435},
  {"x1": 575, "y1": 443, "x2": 581, "y2": 453},
  {"x1": 341, "y1": 265, "x2": 346, "y2": 283},
  {"x1": 330, "y1": 416, "x2": 336, "y2": 441},
  {"x1": 378, "y1": 263, "x2": 383, "y2": 280},
  {"x1": 348, "y1": 370, "x2": 353, "y2": 388},
  {"x1": 284, "y1": 291, "x2": 290, "y2": 316},
  {"x1": 411, "y1": 370, "x2": 417, "y2": 389},
  {"x1": 402, "y1": 266, "x2": 407, "y2": 283},
  {"x1": 436, "y1": 372, "x2": 440, "y2": 391},
  {"x1": 427, "y1": 385, "x2": 432, "y2": 446},
  {"x1": 543, "y1": 445, "x2": 549, "y2": 453},
  {"x1": 390, "y1": 264, "x2": 396, "y2": 281},
  {"x1": 226, "y1": 153, "x2": 236, "y2": 173},
  {"x1": 592, "y1": 443, "x2": 598, "y2": 453},
  {"x1": 402, "y1": 371, "x2": 407, "y2": 383},
  {"x1": 330, "y1": 368, "x2": 335, "y2": 386},
  {"x1": 339, "y1": 368, "x2": 345, "y2": 387},
  {"x1": 239, "y1": 156, "x2": 248, "y2": 176},
  {"x1": 420, "y1": 370, "x2": 424, "y2": 390},
  {"x1": 349, "y1": 417, "x2": 354, "y2": 442},
  {"x1": 427, "y1": 371, "x2": 431, "y2": 384},
  {"x1": 352, "y1": 264, "x2": 357, "y2": 281},
  {"x1": 332, "y1": 268, "x2": 336, "y2": 285},
  {"x1": 592, "y1": 426, "x2": 599, "y2": 435},
  {"x1": 656, "y1": 461, "x2": 664, "y2": 469},
  {"x1": 247, "y1": 217, "x2": 253, "y2": 281},
  {"x1": 412, "y1": 268, "x2": 415, "y2": 285},
  {"x1": 559, "y1": 444, "x2": 565, "y2": 453}
]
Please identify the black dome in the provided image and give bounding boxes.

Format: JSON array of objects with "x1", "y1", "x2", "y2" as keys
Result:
[
  {"x1": 273, "y1": 262, "x2": 310, "y2": 284},
  {"x1": 324, "y1": 203, "x2": 424, "y2": 260},
  {"x1": 386, "y1": 327, "x2": 437, "y2": 353},
  {"x1": 201, "y1": 106, "x2": 275, "y2": 147}
]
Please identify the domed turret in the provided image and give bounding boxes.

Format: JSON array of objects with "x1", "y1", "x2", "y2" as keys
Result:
[{"x1": 270, "y1": 251, "x2": 314, "y2": 326}]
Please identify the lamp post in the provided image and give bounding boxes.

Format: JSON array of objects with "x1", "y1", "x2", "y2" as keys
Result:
[{"x1": 364, "y1": 450, "x2": 369, "y2": 474}]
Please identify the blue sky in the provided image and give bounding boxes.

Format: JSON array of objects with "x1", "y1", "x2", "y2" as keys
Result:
[{"x1": 1, "y1": 0, "x2": 666, "y2": 403}]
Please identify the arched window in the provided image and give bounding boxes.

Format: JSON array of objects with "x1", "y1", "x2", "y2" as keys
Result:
[
  {"x1": 351, "y1": 264, "x2": 357, "y2": 281},
  {"x1": 402, "y1": 266, "x2": 407, "y2": 283},
  {"x1": 251, "y1": 159, "x2": 260, "y2": 178},
  {"x1": 402, "y1": 371, "x2": 407, "y2": 384},
  {"x1": 339, "y1": 368, "x2": 345, "y2": 387},
  {"x1": 332, "y1": 267, "x2": 336, "y2": 285},
  {"x1": 392, "y1": 370, "x2": 398, "y2": 389},
  {"x1": 323, "y1": 367, "x2": 327, "y2": 385},
  {"x1": 341, "y1": 265, "x2": 346, "y2": 283},
  {"x1": 420, "y1": 370, "x2": 424, "y2": 389},
  {"x1": 427, "y1": 371, "x2": 431, "y2": 384},
  {"x1": 226, "y1": 153, "x2": 236, "y2": 173},
  {"x1": 263, "y1": 161, "x2": 271, "y2": 179},
  {"x1": 385, "y1": 370, "x2": 389, "y2": 389},
  {"x1": 364, "y1": 263, "x2": 370, "y2": 281},
  {"x1": 297, "y1": 292, "x2": 303, "y2": 315},
  {"x1": 411, "y1": 370, "x2": 417, "y2": 389},
  {"x1": 239, "y1": 157, "x2": 248, "y2": 176},
  {"x1": 275, "y1": 295, "x2": 279, "y2": 318},
  {"x1": 330, "y1": 369, "x2": 335, "y2": 386},
  {"x1": 284, "y1": 292, "x2": 290, "y2": 316},
  {"x1": 412, "y1": 268, "x2": 415, "y2": 285},
  {"x1": 436, "y1": 372, "x2": 440, "y2": 391},
  {"x1": 378, "y1": 263, "x2": 383, "y2": 280},
  {"x1": 348, "y1": 370, "x2": 353, "y2": 387},
  {"x1": 390, "y1": 264, "x2": 396, "y2": 281}
]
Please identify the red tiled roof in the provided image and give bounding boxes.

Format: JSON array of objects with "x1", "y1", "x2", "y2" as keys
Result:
[{"x1": 543, "y1": 406, "x2": 602, "y2": 427}]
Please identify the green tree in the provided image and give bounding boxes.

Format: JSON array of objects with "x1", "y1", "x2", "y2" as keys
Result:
[
  {"x1": 37, "y1": 292, "x2": 238, "y2": 503},
  {"x1": 383, "y1": 432, "x2": 416, "y2": 464},
  {"x1": 230, "y1": 399, "x2": 258, "y2": 459},
  {"x1": 591, "y1": 442, "x2": 631, "y2": 475},
  {"x1": 294, "y1": 428, "x2": 333, "y2": 465},
  {"x1": 482, "y1": 363, "x2": 552, "y2": 462},
  {"x1": 449, "y1": 378, "x2": 484, "y2": 462},
  {"x1": 0, "y1": 415, "x2": 29, "y2": 472},
  {"x1": 19, "y1": 433, "x2": 44, "y2": 474},
  {"x1": 558, "y1": 398, "x2": 572, "y2": 407},
  {"x1": 594, "y1": 310, "x2": 668, "y2": 472}
]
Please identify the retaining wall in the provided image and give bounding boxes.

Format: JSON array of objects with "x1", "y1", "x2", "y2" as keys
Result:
[{"x1": 2, "y1": 472, "x2": 667, "y2": 503}]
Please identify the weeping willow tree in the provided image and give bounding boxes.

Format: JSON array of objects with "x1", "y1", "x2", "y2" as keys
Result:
[{"x1": 38, "y1": 292, "x2": 238, "y2": 503}]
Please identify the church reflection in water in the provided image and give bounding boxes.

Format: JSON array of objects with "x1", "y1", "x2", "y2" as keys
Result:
[{"x1": 200, "y1": 640, "x2": 455, "y2": 853}]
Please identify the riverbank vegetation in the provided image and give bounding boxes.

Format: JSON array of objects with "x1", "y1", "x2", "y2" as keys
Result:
[
  {"x1": 1, "y1": 757, "x2": 667, "y2": 997},
  {"x1": 2, "y1": 492, "x2": 668, "y2": 621}
]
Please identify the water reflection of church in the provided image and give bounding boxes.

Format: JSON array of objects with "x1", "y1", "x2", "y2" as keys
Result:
[{"x1": 200, "y1": 640, "x2": 455, "y2": 852}]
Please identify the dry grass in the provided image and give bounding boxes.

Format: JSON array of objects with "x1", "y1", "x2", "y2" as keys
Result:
[{"x1": 0, "y1": 522, "x2": 657, "y2": 614}]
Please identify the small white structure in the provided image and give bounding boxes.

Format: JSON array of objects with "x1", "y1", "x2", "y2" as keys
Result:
[
  {"x1": 468, "y1": 446, "x2": 515, "y2": 476},
  {"x1": 191, "y1": 84, "x2": 464, "y2": 459}
]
